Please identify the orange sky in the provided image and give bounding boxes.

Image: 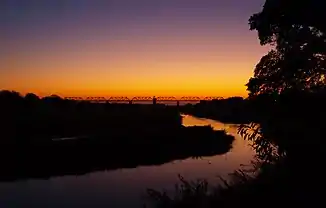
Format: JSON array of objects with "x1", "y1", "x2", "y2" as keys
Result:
[{"x1": 0, "y1": 0, "x2": 268, "y2": 98}]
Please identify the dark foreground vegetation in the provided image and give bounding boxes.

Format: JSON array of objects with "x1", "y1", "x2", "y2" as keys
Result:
[
  {"x1": 147, "y1": 0, "x2": 326, "y2": 207},
  {"x1": 0, "y1": 90, "x2": 234, "y2": 181}
]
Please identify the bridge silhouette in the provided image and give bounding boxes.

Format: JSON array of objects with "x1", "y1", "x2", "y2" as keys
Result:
[{"x1": 64, "y1": 96, "x2": 222, "y2": 104}]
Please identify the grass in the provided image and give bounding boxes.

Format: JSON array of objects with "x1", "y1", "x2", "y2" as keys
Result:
[{"x1": 145, "y1": 159, "x2": 262, "y2": 208}]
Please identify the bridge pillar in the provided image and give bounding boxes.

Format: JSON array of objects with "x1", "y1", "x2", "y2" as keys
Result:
[{"x1": 153, "y1": 96, "x2": 157, "y2": 105}]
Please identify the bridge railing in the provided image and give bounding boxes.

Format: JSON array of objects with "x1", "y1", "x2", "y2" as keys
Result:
[
  {"x1": 131, "y1": 96, "x2": 152, "y2": 101},
  {"x1": 157, "y1": 96, "x2": 177, "y2": 101},
  {"x1": 64, "y1": 96, "x2": 224, "y2": 102},
  {"x1": 109, "y1": 97, "x2": 130, "y2": 102}
]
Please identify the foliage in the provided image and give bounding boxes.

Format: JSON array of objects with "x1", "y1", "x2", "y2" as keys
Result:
[
  {"x1": 145, "y1": 160, "x2": 262, "y2": 208},
  {"x1": 237, "y1": 123, "x2": 282, "y2": 163},
  {"x1": 247, "y1": 0, "x2": 326, "y2": 97},
  {"x1": 146, "y1": 174, "x2": 210, "y2": 208}
]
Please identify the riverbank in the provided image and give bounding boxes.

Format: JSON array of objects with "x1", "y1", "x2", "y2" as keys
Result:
[
  {"x1": 0, "y1": 114, "x2": 254, "y2": 208},
  {"x1": 0, "y1": 125, "x2": 234, "y2": 182},
  {"x1": 179, "y1": 98, "x2": 253, "y2": 124}
]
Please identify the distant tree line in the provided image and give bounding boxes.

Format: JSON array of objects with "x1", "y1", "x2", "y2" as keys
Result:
[{"x1": 0, "y1": 90, "x2": 182, "y2": 145}]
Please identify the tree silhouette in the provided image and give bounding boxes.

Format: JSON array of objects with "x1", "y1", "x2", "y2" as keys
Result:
[
  {"x1": 0, "y1": 90, "x2": 24, "y2": 110},
  {"x1": 42, "y1": 94, "x2": 63, "y2": 104},
  {"x1": 247, "y1": 0, "x2": 326, "y2": 97},
  {"x1": 25, "y1": 93, "x2": 40, "y2": 103},
  {"x1": 0, "y1": 90, "x2": 23, "y2": 102},
  {"x1": 238, "y1": 0, "x2": 326, "y2": 162}
]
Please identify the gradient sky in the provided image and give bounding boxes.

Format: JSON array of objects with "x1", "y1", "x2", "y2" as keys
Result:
[{"x1": 0, "y1": 0, "x2": 268, "y2": 97}]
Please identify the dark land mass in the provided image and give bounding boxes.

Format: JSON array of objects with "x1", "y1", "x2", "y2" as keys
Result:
[
  {"x1": 179, "y1": 97, "x2": 255, "y2": 124},
  {"x1": 0, "y1": 90, "x2": 234, "y2": 182},
  {"x1": 0, "y1": 91, "x2": 182, "y2": 144}
]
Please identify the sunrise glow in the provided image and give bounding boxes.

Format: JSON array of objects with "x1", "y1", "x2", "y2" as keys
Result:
[{"x1": 1, "y1": 0, "x2": 268, "y2": 97}]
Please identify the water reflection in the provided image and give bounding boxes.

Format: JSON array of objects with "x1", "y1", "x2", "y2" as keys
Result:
[{"x1": 0, "y1": 115, "x2": 255, "y2": 208}]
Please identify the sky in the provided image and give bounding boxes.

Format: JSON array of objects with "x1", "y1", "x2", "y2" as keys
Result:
[{"x1": 0, "y1": 0, "x2": 268, "y2": 98}]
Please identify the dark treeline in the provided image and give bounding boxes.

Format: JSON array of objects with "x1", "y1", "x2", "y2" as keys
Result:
[
  {"x1": 0, "y1": 90, "x2": 235, "y2": 181},
  {"x1": 180, "y1": 96, "x2": 253, "y2": 124},
  {"x1": 0, "y1": 90, "x2": 182, "y2": 144},
  {"x1": 181, "y1": 88, "x2": 326, "y2": 127}
]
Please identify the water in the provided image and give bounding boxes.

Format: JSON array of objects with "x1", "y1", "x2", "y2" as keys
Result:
[{"x1": 0, "y1": 115, "x2": 255, "y2": 208}]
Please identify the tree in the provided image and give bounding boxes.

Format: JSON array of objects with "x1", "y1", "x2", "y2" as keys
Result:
[
  {"x1": 247, "y1": 0, "x2": 326, "y2": 97},
  {"x1": 25, "y1": 93, "x2": 40, "y2": 102},
  {"x1": 42, "y1": 94, "x2": 62, "y2": 102},
  {"x1": 0, "y1": 90, "x2": 24, "y2": 107},
  {"x1": 239, "y1": 0, "x2": 326, "y2": 162}
]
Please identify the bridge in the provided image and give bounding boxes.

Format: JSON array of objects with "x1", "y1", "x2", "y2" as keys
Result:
[{"x1": 64, "y1": 96, "x2": 222, "y2": 104}]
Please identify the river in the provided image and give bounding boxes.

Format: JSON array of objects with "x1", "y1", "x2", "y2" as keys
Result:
[{"x1": 0, "y1": 114, "x2": 255, "y2": 208}]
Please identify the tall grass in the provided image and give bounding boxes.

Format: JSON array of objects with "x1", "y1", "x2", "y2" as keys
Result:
[{"x1": 145, "y1": 158, "x2": 264, "y2": 208}]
